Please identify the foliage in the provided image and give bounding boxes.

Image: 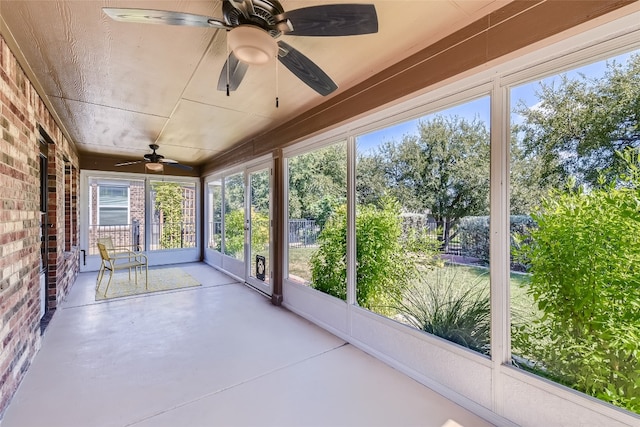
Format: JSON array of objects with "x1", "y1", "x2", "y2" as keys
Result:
[
  {"x1": 223, "y1": 209, "x2": 245, "y2": 258},
  {"x1": 249, "y1": 208, "x2": 269, "y2": 255},
  {"x1": 224, "y1": 173, "x2": 245, "y2": 213},
  {"x1": 310, "y1": 198, "x2": 424, "y2": 313},
  {"x1": 394, "y1": 266, "x2": 491, "y2": 355},
  {"x1": 288, "y1": 142, "x2": 347, "y2": 229},
  {"x1": 510, "y1": 136, "x2": 562, "y2": 215},
  {"x1": 514, "y1": 150, "x2": 640, "y2": 412},
  {"x1": 458, "y1": 216, "x2": 490, "y2": 261},
  {"x1": 223, "y1": 208, "x2": 269, "y2": 259},
  {"x1": 152, "y1": 182, "x2": 184, "y2": 249},
  {"x1": 250, "y1": 169, "x2": 270, "y2": 213},
  {"x1": 514, "y1": 53, "x2": 640, "y2": 188},
  {"x1": 357, "y1": 115, "x2": 490, "y2": 251}
]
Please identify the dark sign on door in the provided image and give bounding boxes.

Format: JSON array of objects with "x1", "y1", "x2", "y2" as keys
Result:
[{"x1": 256, "y1": 255, "x2": 266, "y2": 281}]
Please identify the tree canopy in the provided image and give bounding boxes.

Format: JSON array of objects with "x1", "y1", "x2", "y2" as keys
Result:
[
  {"x1": 288, "y1": 142, "x2": 347, "y2": 229},
  {"x1": 513, "y1": 53, "x2": 640, "y2": 188},
  {"x1": 357, "y1": 115, "x2": 490, "y2": 249}
]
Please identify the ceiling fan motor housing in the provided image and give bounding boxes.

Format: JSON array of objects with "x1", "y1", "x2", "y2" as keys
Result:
[{"x1": 223, "y1": 0, "x2": 285, "y2": 37}]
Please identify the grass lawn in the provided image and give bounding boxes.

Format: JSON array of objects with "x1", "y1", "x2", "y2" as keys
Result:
[
  {"x1": 288, "y1": 246, "x2": 318, "y2": 283},
  {"x1": 428, "y1": 263, "x2": 537, "y2": 324},
  {"x1": 288, "y1": 247, "x2": 535, "y2": 319}
]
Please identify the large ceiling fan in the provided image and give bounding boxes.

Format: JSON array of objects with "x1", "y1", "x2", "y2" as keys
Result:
[
  {"x1": 115, "y1": 144, "x2": 193, "y2": 172},
  {"x1": 103, "y1": 0, "x2": 378, "y2": 96}
]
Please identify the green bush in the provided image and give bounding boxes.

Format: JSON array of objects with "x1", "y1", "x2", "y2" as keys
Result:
[
  {"x1": 515, "y1": 151, "x2": 640, "y2": 412},
  {"x1": 458, "y1": 216, "x2": 490, "y2": 260},
  {"x1": 223, "y1": 209, "x2": 245, "y2": 258},
  {"x1": 310, "y1": 198, "x2": 419, "y2": 313}
]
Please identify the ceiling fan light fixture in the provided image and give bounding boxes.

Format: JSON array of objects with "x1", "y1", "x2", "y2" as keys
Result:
[
  {"x1": 145, "y1": 162, "x2": 164, "y2": 172},
  {"x1": 228, "y1": 26, "x2": 277, "y2": 65}
]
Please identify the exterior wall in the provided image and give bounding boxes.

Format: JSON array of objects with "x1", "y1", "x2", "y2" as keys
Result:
[{"x1": 0, "y1": 34, "x2": 79, "y2": 416}]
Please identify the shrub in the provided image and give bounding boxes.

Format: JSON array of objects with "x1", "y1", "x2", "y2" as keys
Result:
[
  {"x1": 458, "y1": 216, "x2": 490, "y2": 260},
  {"x1": 515, "y1": 151, "x2": 640, "y2": 412},
  {"x1": 310, "y1": 198, "x2": 420, "y2": 313}
]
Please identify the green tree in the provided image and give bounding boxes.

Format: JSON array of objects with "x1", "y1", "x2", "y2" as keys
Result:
[
  {"x1": 288, "y1": 143, "x2": 347, "y2": 229},
  {"x1": 152, "y1": 182, "x2": 184, "y2": 249},
  {"x1": 514, "y1": 53, "x2": 640, "y2": 187},
  {"x1": 510, "y1": 132, "x2": 563, "y2": 215},
  {"x1": 358, "y1": 116, "x2": 490, "y2": 251},
  {"x1": 514, "y1": 150, "x2": 640, "y2": 412}
]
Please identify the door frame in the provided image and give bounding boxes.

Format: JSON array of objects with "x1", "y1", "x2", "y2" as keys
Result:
[{"x1": 244, "y1": 162, "x2": 273, "y2": 296}]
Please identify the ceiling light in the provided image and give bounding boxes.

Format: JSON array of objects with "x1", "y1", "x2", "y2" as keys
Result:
[
  {"x1": 228, "y1": 26, "x2": 277, "y2": 65},
  {"x1": 145, "y1": 162, "x2": 163, "y2": 172}
]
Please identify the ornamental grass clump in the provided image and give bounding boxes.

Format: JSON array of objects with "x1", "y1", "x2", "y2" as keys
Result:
[{"x1": 394, "y1": 267, "x2": 491, "y2": 356}]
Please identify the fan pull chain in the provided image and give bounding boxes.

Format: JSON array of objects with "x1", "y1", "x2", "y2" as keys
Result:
[
  {"x1": 226, "y1": 38, "x2": 230, "y2": 97},
  {"x1": 275, "y1": 54, "x2": 279, "y2": 108}
]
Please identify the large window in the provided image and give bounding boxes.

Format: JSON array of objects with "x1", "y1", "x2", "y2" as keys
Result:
[
  {"x1": 287, "y1": 142, "x2": 347, "y2": 298},
  {"x1": 509, "y1": 51, "x2": 640, "y2": 413},
  {"x1": 354, "y1": 96, "x2": 492, "y2": 356}
]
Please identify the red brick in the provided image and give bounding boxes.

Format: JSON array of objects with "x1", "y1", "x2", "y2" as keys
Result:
[{"x1": 0, "y1": 33, "x2": 79, "y2": 416}]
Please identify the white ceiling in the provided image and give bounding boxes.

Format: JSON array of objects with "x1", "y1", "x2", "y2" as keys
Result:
[{"x1": 0, "y1": 0, "x2": 508, "y2": 167}]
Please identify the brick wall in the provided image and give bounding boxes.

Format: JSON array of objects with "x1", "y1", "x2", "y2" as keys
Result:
[{"x1": 0, "y1": 34, "x2": 79, "y2": 416}]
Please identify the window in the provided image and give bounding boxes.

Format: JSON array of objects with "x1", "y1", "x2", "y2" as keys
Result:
[
  {"x1": 287, "y1": 141, "x2": 347, "y2": 296},
  {"x1": 509, "y1": 50, "x2": 640, "y2": 413},
  {"x1": 355, "y1": 96, "x2": 491, "y2": 356},
  {"x1": 98, "y1": 185, "x2": 129, "y2": 226}
]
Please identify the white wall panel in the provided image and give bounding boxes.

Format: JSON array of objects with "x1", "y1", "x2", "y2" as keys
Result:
[{"x1": 283, "y1": 281, "x2": 349, "y2": 336}]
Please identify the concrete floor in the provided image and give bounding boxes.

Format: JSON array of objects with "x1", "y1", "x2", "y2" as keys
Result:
[{"x1": 1, "y1": 263, "x2": 494, "y2": 427}]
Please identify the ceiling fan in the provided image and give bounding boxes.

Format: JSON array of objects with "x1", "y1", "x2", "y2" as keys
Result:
[
  {"x1": 115, "y1": 144, "x2": 193, "y2": 172},
  {"x1": 103, "y1": 0, "x2": 378, "y2": 96}
]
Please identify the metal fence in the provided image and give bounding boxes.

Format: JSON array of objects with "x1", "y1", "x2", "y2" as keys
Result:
[
  {"x1": 289, "y1": 219, "x2": 318, "y2": 247},
  {"x1": 88, "y1": 221, "x2": 143, "y2": 255},
  {"x1": 149, "y1": 221, "x2": 196, "y2": 250},
  {"x1": 89, "y1": 220, "x2": 196, "y2": 254}
]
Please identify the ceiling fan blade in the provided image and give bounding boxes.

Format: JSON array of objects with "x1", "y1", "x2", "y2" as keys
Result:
[
  {"x1": 103, "y1": 8, "x2": 229, "y2": 30},
  {"x1": 161, "y1": 159, "x2": 194, "y2": 170},
  {"x1": 115, "y1": 160, "x2": 143, "y2": 167},
  {"x1": 217, "y1": 52, "x2": 250, "y2": 92},
  {"x1": 277, "y1": 41, "x2": 337, "y2": 96},
  {"x1": 166, "y1": 162, "x2": 194, "y2": 171},
  {"x1": 281, "y1": 4, "x2": 378, "y2": 37}
]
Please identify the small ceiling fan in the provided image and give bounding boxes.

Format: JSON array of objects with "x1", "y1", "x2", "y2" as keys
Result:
[
  {"x1": 115, "y1": 144, "x2": 193, "y2": 172},
  {"x1": 103, "y1": 0, "x2": 378, "y2": 96}
]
